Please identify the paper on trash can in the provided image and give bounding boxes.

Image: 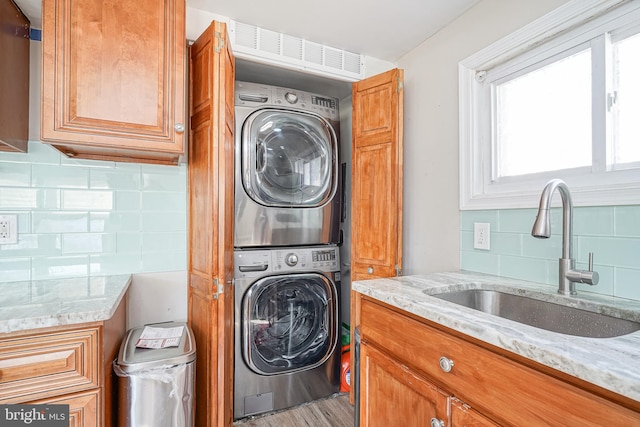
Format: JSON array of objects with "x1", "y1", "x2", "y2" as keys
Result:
[{"x1": 136, "y1": 325, "x2": 184, "y2": 349}]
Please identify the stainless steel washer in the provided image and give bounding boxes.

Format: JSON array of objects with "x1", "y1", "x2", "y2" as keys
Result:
[
  {"x1": 233, "y1": 245, "x2": 340, "y2": 420},
  {"x1": 234, "y1": 81, "x2": 341, "y2": 248}
]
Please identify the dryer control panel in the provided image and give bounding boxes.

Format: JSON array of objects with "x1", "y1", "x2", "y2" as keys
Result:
[{"x1": 235, "y1": 81, "x2": 339, "y2": 121}]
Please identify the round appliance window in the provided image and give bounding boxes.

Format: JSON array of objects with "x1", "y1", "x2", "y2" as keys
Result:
[
  {"x1": 242, "y1": 273, "x2": 337, "y2": 375},
  {"x1": 242, "y1": 109, "x2": 337, "y2": 207}
]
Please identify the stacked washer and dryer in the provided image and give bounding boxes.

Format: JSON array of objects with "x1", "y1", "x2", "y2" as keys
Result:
[{"x1": 233, "y1": 81, "x2": 342, "y2": 420}]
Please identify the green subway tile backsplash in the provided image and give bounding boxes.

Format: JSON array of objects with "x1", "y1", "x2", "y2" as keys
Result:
[
  {"x1": 615, "y1": 206, "x2": 640, "y2": 237},
  {"x1": 0, "y1": 142, "x2": 187, "y2": 282},
  {"x1": 461, "y1": 206, "x2": 640, "y2": 301}
]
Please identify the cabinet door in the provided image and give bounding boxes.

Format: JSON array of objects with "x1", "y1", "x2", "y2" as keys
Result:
[
  {"x1": 32, "y1": 389, "x2": 100, "y2": 427},
  {"x1": 41, "y1": 0, "x2": 186, "y2": 164},
  {"x1": 351, "y1": 69, "x2": 403, "y2": 280},
  {"x1": 360, "y1": 342, "x2": 449, "y2": 427},
  {"x1": 188, "y1": 21, "x2": 235, "y2": 427},
  {"x1": 451, "y1": 398, "x2": 499, "y2": 427},
  {"x1": 0, "y1": 0, "x2": 29, "y2": 153}
]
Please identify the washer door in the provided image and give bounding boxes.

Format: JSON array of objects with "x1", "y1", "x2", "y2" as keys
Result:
[
  {"x1": 241, "y1": 109, "x2": 338, "y2": 207},
  {"x1": 242, "y1": 273, "x2": 338, "y2": 375}
]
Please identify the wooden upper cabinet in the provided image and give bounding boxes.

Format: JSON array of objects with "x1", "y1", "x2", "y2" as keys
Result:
[
  {"x1": 41, "y1": 0, "x2": 186, "y2": 165},
  {"x1": 351, "y1": 69, "x2": 404, "y2": 280},
  {"x1": 0, "y1": 0, "x2": 29, "y2": 153}
]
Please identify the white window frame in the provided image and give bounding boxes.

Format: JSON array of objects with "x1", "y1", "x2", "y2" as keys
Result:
[{"x1": 459, "y1": 0, "x2": 640, "y2": 210}]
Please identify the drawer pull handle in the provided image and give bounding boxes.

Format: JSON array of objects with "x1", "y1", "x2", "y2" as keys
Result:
[
  {"x1": 430, "y1": 418, "x2": 445, "y2": 427},
  {"x1": 174, "y1": 123, "x2": 185, "y2": 133},
  {"x1": 439, "y1": 356, "x2": 454, "y2": 373},
  {"x1": 367, "y1": 266, "x2": 374, "y2": 274}
]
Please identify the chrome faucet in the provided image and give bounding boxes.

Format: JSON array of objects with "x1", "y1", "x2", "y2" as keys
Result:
[{"x1": 531, "y1": 179, "x2": 599, "y2": 295}]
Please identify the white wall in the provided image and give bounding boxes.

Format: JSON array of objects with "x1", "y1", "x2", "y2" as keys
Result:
[
  {"x1": 397, "y1": 0, "x2": 570, "y2": 275},
  {"x1": 127, "y1": 271, "x2": 188, "y2": 328}
]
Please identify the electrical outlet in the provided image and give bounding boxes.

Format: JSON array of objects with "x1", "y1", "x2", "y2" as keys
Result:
[
  {"x1": 0, "y1": 214, "x2": 18, "y2": 245},
  {"x1": 474, "y1": 222, "x2": 490, "y2": 250}
]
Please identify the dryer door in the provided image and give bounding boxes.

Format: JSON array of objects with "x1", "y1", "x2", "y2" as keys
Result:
[
  {"x1": 241, "y1": 109, "x2": 338, "y2": 207},
  {"x1": 242, "y1": 273, "x2": 338, "y2": 375}
]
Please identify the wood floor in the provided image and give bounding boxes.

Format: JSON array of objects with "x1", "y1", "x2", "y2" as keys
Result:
[{"x1": 233, "y1": 393, "x2": 354, "y2": 427}]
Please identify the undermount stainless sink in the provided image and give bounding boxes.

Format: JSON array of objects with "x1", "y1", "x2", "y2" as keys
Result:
[{"x1": 432, "y1": 289, "x2": 640, "y2": 338}]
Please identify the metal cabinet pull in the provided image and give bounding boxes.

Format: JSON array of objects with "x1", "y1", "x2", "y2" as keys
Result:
[
  {"x1": 430, "y1": 418, "x2": 445, "y2": 427},
  {"x1": 174, "y1": 123, "x2": 185, "y2": 133},
  {"x1": 367, "y1": 266, "x2": 374, "y2": 274},
  {"x1": 439, "y1": 356, "x2": 454, "y2": 373}
]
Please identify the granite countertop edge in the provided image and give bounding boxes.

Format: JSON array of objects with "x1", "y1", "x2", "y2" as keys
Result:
[
  {"x1": 0, "y1": 274, "x2": 132, "y2": 335},
  {"x1": 352, "y1": 270, "x2": 640, "y2": 403}
]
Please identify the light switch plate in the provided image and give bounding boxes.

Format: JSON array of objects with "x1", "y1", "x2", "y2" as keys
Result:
[
  {"x1": 0, "y1": 214, "x2": 18, "y2": 244},
  {"x1": 474, "y1": 222, "x2": 490, "y2": 250}
]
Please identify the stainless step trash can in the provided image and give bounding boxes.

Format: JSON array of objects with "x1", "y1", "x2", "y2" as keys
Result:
[{"x1": 114, "y1": 322, "x2": 196, "y2": 427}]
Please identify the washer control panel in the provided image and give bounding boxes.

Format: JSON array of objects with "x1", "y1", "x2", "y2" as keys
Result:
[
  {"x1": 234, "y1": 246, "x2": 340, "y2": 277},
  {"x1": 272, "y1": 246, "x2": 339, "y2": 272}
]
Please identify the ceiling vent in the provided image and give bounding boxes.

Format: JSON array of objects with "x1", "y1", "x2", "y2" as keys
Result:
[{"x1": 229, "y1": 20, "x2": 364, "y2": 81}]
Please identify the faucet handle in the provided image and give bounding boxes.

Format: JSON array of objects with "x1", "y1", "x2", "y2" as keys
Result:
[
  {"x1": 581, "y1": 252, "x2": 599, "y2": 285},
  {"x1": 565, "y1": 252, "x2": 599, "y2": 286}
]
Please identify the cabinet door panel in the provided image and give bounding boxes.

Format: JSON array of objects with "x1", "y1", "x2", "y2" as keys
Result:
[
  {"x1": 41, "y1": 0, "x2": 185, "y2": 163},
  {"x1": 0, "y1": 328, "x2": 99, "y2": 403},
  {"x1": 32, "y1": 389, "x2": 100, "y2": 427},
  {"x1": 351, "y1": 68, "x2": 403, "y2": 280},
  {"x1": 361, "y1": 343, "x2": 449, "y2": 427},
  {"x1": 188, "y1": 20, "x2": 235, "y2": 427},
  {"x1": 0, "y1": 0, "x2": 29, "y2": 152}
]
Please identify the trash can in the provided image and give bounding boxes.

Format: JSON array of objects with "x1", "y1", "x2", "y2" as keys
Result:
[{"x1": 114, "y1": 321, "x2": 196, "y2": 427}]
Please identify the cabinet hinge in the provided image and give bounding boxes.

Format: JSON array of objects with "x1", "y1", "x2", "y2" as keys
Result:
[
  {"x1": 212, "y1": 278, "x2": 224, "y2": 299},
  {"x1": 397, "y1": 78, "x2": 403, "y2": 93},
  {"x1": 214, "y1": 31, "x2": 225, "y2": 53}
]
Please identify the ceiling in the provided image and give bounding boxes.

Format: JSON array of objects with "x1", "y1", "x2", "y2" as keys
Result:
[{"x1": 15, "y1": 0, "x2": 479, "y2": 63}]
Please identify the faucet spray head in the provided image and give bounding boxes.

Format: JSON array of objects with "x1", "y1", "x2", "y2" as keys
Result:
[{"x1": 532, "y1": 209, "x2": 551, "y2": 239}]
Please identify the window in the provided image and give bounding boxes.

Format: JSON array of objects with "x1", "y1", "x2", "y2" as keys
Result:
[{"x1": 459, "y1": 0, "x2": 640, "y2": 209}]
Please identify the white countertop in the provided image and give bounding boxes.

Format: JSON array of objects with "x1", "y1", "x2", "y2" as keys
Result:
[
  {"x1": 0, "y1": 275, "x2": 131, "y2": 334},
  {"x1": 352, "y1": 271, "x2": 640, "y2": 403}
]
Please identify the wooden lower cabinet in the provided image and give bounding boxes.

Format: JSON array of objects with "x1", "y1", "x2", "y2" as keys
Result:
[
  {"x1": 0, "y1": 297, "x2": 126, "y2": 427},
  {"x1": 357, "y1": 295, "x2": 640, "y2": 427},
  {"x1": 360, "y1": 343, "x2": 450, "y2": 427}
]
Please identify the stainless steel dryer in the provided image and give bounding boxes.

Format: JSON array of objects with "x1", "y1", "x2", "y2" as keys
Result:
[
  {"x1": 233, "y1": 245, "x2": 340, "y2": 420},
  {"x1": 234, "y1": 81, "x2": 341, "y2": 248}
]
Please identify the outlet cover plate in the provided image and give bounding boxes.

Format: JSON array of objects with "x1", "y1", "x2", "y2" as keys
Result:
[
  {"x1": 474, "y1": 222, "x2": 490, "y2": 250},
  {"x1": 0, "y1": 214, "x2": 18, "y2": 244}
]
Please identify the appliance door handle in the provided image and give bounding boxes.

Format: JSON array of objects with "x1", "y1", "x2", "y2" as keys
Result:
[
  {"x1": 239, "y1": 264, "x2": 269, "y2": 272},
  {"x1": 256, "y1": 142, "x2": 267, "y2": 173}
]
